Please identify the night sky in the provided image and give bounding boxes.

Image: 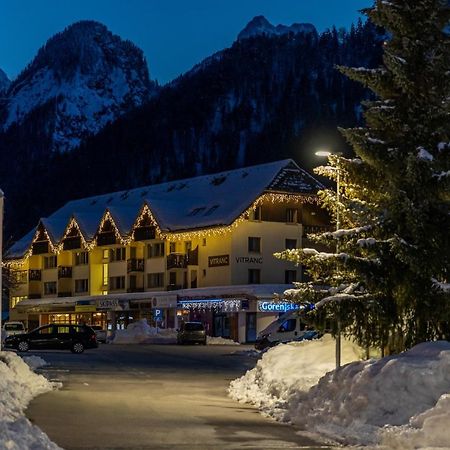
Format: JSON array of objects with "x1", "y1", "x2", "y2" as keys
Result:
[{"x1": 0, "y1": 0, "x2": 369, "y2": 83}]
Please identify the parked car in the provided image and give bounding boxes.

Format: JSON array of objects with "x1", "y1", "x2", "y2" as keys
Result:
[
  {"x1": 90, "y1": 325, "x2": 107, "y2": 343},
  {"x1": 177, "y1": 321, "x2": 207, "y2": 345},
  {"x1": 255, "y1": 311, "x2": 320, "y2": 350},
  {"x1": 2, "y1": 321, "x2": 26, "y2": 336},
  {"x1": 4, "y1": 323, "x2": 98, "y2": 354}
]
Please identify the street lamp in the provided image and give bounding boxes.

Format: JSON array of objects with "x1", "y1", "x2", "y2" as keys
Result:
[{"x1": 315, "y1": 150, "x2": 342, "y2": 368}]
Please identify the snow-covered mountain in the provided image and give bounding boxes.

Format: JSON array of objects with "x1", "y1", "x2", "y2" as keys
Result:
[
  {"x1": 238, "y1": 16, "x2": 317, "y2": 41},
  {"x1": 0, "y1": 21, "x2": 153, "y2": 152},
  {"x1": 0, "y1": 68, "x2": 9, "y2": 93}
]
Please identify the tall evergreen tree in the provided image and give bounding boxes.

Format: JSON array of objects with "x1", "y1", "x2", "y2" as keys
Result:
[{"x1": 277, "y1": 0, "x2": 450, "y2": 352}]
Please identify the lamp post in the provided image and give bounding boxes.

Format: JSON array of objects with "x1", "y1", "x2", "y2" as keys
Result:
[{"x1": 315, "y1": 150, "x2": 342, "y2": 368}]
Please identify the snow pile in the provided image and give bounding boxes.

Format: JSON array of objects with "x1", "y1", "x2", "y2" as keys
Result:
[
  {"x1": 230, "y1": 338, "x2": 450, "y2": 447},
  {"x1": 229, "y1": 334, "x2": 362, "y2": 410},
  {"x1": 0, "y1": 351, "x2": 61, "y2": 449},
  {"x1": 111, "y1": 319, "x2": 176, "y2": 344},
  {"x1": 22, "y1": 355, "x2": 48, "y2": 370},
  {"x1": 207, "y1": 336, "x2": 240, "y2": 345}
]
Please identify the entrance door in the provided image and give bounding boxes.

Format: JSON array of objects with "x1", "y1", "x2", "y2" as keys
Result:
[
  {"x1": 213, "y1": 313, "x2": 231, "y2": 338},
  {"x1": 246, "y1": 312, "x2": 257, "y2": 342}
]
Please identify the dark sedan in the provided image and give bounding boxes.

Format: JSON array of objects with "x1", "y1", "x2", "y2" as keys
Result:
[{"x1": 4, "y1": 323, "x2": 98, "y2": 354}]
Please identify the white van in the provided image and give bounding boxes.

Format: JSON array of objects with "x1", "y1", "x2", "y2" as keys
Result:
[
  {"x1": 254, "y1": 311, "x2": 319, "y2": 350},
  {"x1": 2, "y1": 321, "x2": 26, "y2": 337}
]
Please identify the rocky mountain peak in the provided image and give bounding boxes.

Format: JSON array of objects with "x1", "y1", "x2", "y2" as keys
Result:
[
  {"x1": 238, "y1": 15, "x2": 317, "y2": 41},
  {"x1": 1, "y1": 20, "x2": 153, "y2": 152}
]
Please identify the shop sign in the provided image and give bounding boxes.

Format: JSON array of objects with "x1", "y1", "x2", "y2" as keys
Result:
[
  {"x1": 96, "y1": 298, "x2": 129, "y2": 311},
  {"x1": 208, "y1": 255, "x2": 229, "y2": 267},
  {"x1": 178, "y1": 298, "x2": 241, "y2": 311},
  {"x1": 75, "y1": 304, "x2": 97, "y2": 313},
  {"x1": 257, "y1": 301, "x2": 301, "y2": 313},
  {"x1": 235, "y1": 256, "x2": 263, "y2": 264}
]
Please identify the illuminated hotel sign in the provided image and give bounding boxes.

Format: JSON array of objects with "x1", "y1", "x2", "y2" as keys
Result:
[
  {"x1": 257, "y1": 301, "x2": 301, "y2": 313},
  {"x1": 178, "y1": 298, "x2": 241, "y2": 311},
  {"x1": 208, "y1": 255, "x2": 230, "y2": 267}
]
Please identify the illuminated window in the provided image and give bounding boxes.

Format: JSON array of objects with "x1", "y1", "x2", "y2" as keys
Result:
[
  {"x1": 10, "y1": 296, "x2": 27, "y2": 309},
  {"x1": 250, "y1": 206, "x2": 261, "y2": 221},
  {"x1": 103, "y1": 249, "x2": 109, "y2": 259},
  {"x1": 102, "y1": 263, "x2": 108, "y2": 286},
  {"x1": 169, "y1": 242, "x2": 176, "y2": 253}
]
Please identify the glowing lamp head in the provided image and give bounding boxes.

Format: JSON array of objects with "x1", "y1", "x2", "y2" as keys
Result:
[{"x1": 315, "y1": 150, "x2": 332, "y2": 157}]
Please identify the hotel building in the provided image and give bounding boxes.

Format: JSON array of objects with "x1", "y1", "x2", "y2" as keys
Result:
[{"x1": 5, "y1": 159, "x2": 330, "y2": 342}]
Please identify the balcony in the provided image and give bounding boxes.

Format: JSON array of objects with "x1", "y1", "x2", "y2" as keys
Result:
[
  {"x1": 97, "y1": 231, "x2": 117, "y2": 246},
  {"x1": 57, "y1": 291, "x2": 72, "y2": 298},
  {"x1": 127, "y1": 287, "x2": 145, "y2": 293},
  {"x1": 187, "y1": 246, "x2": 199, "y2": 266},
  {"x1": 167, "y1": 284, "x2": 184, "y2": 291},
  {"x1": 32, "y1": 241, "x2": 49, "y2": 255},
  {"x1": 127, "y1": 258, "x2": 145, "y2": 273},
  {"x1": 63, "y1": 236, "x2": 81, "y2": 250},
  {"x1": 134, "y1": 226, "x2": 156, "y2": 241},
  {"x1": 167, "y1": 253, "x2": 187, "y2": 270},
  {"x1": 29, "y1": 293, "x2": 42, "y2": 299},
  {"x1": 58, "y1": 266, "x2": 72, "y2": 279},
  {"x1": 28, "y1": 269, "x2": 42, "y2": 281}
]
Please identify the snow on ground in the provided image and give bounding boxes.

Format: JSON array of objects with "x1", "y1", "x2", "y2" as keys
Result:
[
  {"x1": 207, "y1": 336, "x2": 240, "y2": 345},
  {"x1": 110, "y1": 319, "x2": 177, "y2": 344},
  {"x1": 229, "y1": 337, "x2": 450, "y2": 448},
  {"x1": 0, "y1": 351, "x2": 61, "y2": 449}
]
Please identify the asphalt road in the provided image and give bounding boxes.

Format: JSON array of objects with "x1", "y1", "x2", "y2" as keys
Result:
[{"x1": 25, "y1": 344, "x2": 332, "y2": 450}]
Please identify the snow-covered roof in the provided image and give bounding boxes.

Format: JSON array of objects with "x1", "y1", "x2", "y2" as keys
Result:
[{"x1": 7, "y1": 159, "x2": 323, "y2": 259}]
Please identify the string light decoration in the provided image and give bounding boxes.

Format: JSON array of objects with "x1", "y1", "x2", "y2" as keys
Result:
[{"x1": 6, "y1": 191, "x2": 319, "y2": 263}]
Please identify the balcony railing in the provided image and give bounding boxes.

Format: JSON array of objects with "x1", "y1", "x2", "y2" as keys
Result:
[
  {"x1": 167, "y1": 253, "x2": 187, "y2": 270},
  {"x1": 28, "y1": 269, "x2": 42, "y2": 281},
  {"x1": 127, "y1": 287, "x2": 145, "y2": 293},
  {"x1": 58, "y1": 266, "x2": 72, "y2": 279},
  {"x1": 29, "y1": 293, "x2": 42, "y2": 299},
  {"x1": 32, "y1": 241, "x2": 49, "y2": 255},
  {"x1": 127, "y1": 258, "x2": 145, "y2": 273},
  {"x1": 63, "y1": 236, "x2": 81, "y2": 250},
  {"x1": 97, "y1": 232, "x2": 117, "y2": 246},
  {"x1": 134, "y1": 226, "x2": 156, "y2": 241},
  {"x1": 57, "y1": 291, "x2": 72, "y2": 298}
]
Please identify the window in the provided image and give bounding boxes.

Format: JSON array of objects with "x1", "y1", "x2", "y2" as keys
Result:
[
  {"x1": 75, "y1": 279, "x2": 89, "y2": 293},
  {"x1": 188, "y1": 207, "x2": 206, "y2": 216},
  {"x1": 109, "y1": 276, "x2": 125, "y2": 290},
  {"x1": 278, "y1": 319, "x2": 297, "y2": 333},
  {"x1": 37, "y1": 325, "x2": 55, "y2": 335},
  {"x1": 103, "y1": 249, "x2": 109, "y2": 259},
  {"x1": 102, "y1": 263, "x2": 108, "y2": 286},
  {"x1": 147, "y1": 273, "x2": 164, "y2": 288},
  {"x1": 202, "y1": 238, "x2": 207, "y2": 247},
  {"x1": 204, "y1": 205, "x2": 219, "y2": 216},
  {"x1": 185, "y1": 241, "x2": 192, "y2": 253},
  {"x1": 285, "y1": 239, "x2": 297, "y2": 250},
  {"x1": 169, "y1": 242, "x2": 176, "y2": 253},
  {"x1": 57, "y1": 326, "x2": 71, "y2": 334},
  {"x1": 147, "y1": 242, "x2": 165, "y2": 258},
  {"x1": 250, "y1": 206, "x2": 262, "y2": 221},
  {"x1": 10, "y1": 296, "x2": 27, "y2": 309},
  {"x1": 74, "y1": 251, "x2": 89, "y2": 265},
  {"x1": 248, "y1": 237, "x2": 261, "y2": 253},
  {"x1": 286, "y1": 208, "x2": 298, "y2": 223},
  {"x1": 248, "y1": 269, "x2": 261, "y2": 284},
  {"x1": 169, "y1": 272, "x2": 177, "y2": 285},
  {"x1": 110, "y1": 247, "x2": 126, "y2": 262},
  {"x1": 44, "y1": 281, "x2": 57, "y2": 295},
  {"x1": 130, "y1": 247, "x2": 137, "y2": 259},
  {"x1": 43, "y1": 255, "x2": 57, "y2": 269},
  {"x1": 285, "y1": 270, "x2": 297, "y2": 284}
]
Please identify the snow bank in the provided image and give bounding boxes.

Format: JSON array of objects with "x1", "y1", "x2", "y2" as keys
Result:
[
  {"x1": 229, "y1": 334, "x2": 362, "y2": 410},
  {"x1": 111, "y1": 319, "x2": 176, "y2": 344},
  {"x1": 230, "y1": 338, "x2": 450, "y2": 447},
  {"x1": 0, "y1": 351, "x2": 61, "y2": 449},
  {"x1": 207, "y1": 336, "x2": 240, "y2": 345}
]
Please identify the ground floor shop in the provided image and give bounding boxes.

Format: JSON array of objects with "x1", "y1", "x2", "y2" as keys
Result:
[{"x1": 10, "y1": 285, "x2": 300, "y2": 343}]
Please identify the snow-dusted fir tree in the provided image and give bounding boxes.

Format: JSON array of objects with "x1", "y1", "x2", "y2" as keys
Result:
[{"x1": 277, "y1": 0, "x2": 450, "y2": 352}]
